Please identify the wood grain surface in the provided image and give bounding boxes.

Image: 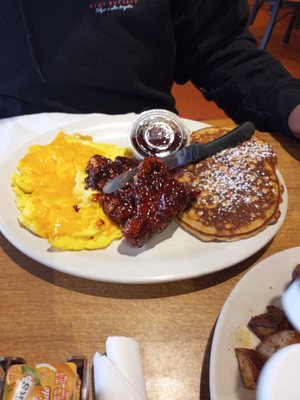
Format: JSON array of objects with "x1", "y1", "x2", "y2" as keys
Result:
[{"x1": 0, "y1": 119, "x2": 299, "y2": 400}]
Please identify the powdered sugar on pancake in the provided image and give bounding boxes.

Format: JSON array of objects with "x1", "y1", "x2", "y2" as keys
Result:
[{"x1": 175, "y1": 134, "x2": 282, "y2": 239}]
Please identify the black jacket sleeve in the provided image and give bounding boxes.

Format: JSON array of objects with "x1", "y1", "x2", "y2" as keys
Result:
[{"x1": 172, "y1": 0, "x2": 300, "y2": 136}]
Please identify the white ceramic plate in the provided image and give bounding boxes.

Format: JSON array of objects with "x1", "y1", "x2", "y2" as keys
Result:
[
  {"x1": 0, "y1": 114, "x2": 288, "y2": 284},
  {"x1": 210, "y1": 246, "x2": 300, "y2": 400}
]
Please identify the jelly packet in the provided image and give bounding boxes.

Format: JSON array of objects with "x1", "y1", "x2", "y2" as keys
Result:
[{"x1": 0, "y1": 357, "x2": 87, "y2": 400}]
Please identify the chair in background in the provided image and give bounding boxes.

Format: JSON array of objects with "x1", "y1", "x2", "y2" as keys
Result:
[{"x1": 247, "y1": 0, "x2": 300, "y2": 49}]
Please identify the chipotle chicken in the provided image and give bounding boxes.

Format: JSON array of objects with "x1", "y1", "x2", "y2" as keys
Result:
[{"x1": 85, "y1": 155, "x2": 193, "y2": 247}]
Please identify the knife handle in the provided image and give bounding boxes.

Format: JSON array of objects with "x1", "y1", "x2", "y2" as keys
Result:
[{"x1": 197, "y1": 121, "x2": 255, "y2": 159}]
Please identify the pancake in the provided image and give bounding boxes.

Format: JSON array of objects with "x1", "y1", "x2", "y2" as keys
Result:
[{"x1": 174, "y1": 126, "x2": 283, "y2": 241}]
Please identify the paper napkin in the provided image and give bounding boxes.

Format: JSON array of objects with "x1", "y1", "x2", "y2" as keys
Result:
[{"x1": 93, "y1": 336, "x2": 148, "y2": 400}]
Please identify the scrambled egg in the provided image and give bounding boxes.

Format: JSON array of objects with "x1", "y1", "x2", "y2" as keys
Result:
[{"x1": 12, "y1": 131, "x2": 131, "y2": 250}]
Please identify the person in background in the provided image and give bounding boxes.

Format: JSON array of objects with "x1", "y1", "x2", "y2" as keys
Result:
[{"x1": 1, "y1": 0, "x2": 300, "y2": 140}]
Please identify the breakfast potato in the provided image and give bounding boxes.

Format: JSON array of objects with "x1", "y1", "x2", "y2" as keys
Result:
[
  {"x1": 247, "y1": 305, "x2": 293, "y2": 340},
  {"x1": 235, "y1": 348, "x2": 264, "y2": 390},
  {"x1": 256, "y1": 329, "x2": 300, "y2": 361},
  {"x1": 235, "y1": 265, "x2": 300, "y2": 391}
]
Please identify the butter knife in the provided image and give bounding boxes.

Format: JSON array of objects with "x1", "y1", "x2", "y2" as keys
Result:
[{"x1": 103, "y1": 121, "x2": 255, "y2": 194}]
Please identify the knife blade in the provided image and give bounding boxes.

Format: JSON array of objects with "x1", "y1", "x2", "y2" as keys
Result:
[{"x1": 103, "y1": 121, "x2": 255, "y2": 194}]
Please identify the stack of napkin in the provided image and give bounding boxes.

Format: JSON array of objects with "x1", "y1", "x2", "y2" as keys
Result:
[{"x1": 93, "y1": 336, "x2": 148, "y2": 400}]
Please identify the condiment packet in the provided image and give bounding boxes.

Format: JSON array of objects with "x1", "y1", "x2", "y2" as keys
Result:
[
  {"x1": 129, "y1": 109, "x2": 188, "y2": 159},
  {"x1": 2, "y1": 362, "x2": 80, "y2": 400}
]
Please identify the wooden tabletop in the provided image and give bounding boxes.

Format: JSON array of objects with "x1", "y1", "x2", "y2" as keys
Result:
[{"x1": 0, "y1": 119, "x2": 299, "y2": 400}]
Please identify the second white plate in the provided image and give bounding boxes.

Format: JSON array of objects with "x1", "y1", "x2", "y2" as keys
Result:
[{"x1": 210, "y1": 246, "x2": 300, "y2": 400}]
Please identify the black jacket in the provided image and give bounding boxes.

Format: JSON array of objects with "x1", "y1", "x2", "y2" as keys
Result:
[{"x1": 1, "y1": 0, "x2": 300, "y2": 135}]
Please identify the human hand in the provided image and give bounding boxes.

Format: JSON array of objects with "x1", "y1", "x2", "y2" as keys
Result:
[{"x1": 288, "y1": 104, "x2": 300, "y2": 140}]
